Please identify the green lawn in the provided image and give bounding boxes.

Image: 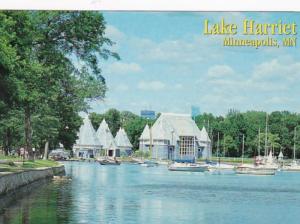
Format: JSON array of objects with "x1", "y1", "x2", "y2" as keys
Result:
[
  {"x1": 0, "y1": 155, "x2": 60, "y2": 172},
  {"x1": 198, "y1": 156, "x2": 254, "y2": 164},
  {"x1": 21, "y1": 160, "x2": 60, "y2": 168},
  {"x1": 0, "y1": 155, "x2": 22, "y2": 162}
]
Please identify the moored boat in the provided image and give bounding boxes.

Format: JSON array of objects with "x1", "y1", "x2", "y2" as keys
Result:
[
  {"x1": 140, "y1": 160, "x2": 158, "y2": 167},
  {"x1": 236, "y1": 132, "x2": 276, "y2": 175},
  {"x1": 168, "y1": 162, "x2": 208, "y2": 172},
  {"x1": 98, "y1": 158, "x2": 121, "y2": 165},
  {"x1": 236, "y1": 164, "x2": 275, "y2": 175},
  {"x1": 207, "y1": 162, "x2": 235, "y2": 171},
  {"x1": 282, "y1": 127, "x2": 300, "y2": 171},
  {"x1": 282, "y1": 160, "x2": 300, "y2": 171}
]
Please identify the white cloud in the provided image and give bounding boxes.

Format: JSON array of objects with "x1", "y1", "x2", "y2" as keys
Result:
[
  {"x1": 243, "y1": 58, "x2": 300, "y2": 93},
  {"x1": 105, "y1": 25, "x2": 125, "y2": 42},
  {"x1": 106, "y1": 61, "x2": 142, "y2": 75},
  {"x1": 207, "y1": 64, "x2": 235, "y2": 79},
  {"x1": 138, "y1": 81, "x2": 166, "y2": 91},
  {"x1": 252, "y1": 59, "x2": 300, "y2": 82}
]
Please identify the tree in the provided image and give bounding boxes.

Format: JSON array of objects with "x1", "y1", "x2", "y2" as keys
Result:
[
  {"x1": 0, "y1": 12, "x2": 119, "y2": 160},
  {"x1": 125, "y1": 117, "x2": 154, "y2": 150},
  {"x1": 104, "y1": 109, "x2": 121, "y2": 136}
]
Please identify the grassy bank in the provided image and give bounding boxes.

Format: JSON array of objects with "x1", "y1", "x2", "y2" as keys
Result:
[
  {"x1": 0, "y1": 156, "x2": 60, "y2": 172},
  {"x1": 199, "y1": 157, "x2": 254, "y2": 164}
]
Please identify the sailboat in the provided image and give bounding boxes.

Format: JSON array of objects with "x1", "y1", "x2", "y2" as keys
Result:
[
  {"x1": 208, "y1": 132, "x2": 235, "y2": 172},
  {"x1": 168, "y1": 161, "x2": 208, "y2": 172},
  {"x1": 236, "y1": 133, "x2": 275, "y2": 175},
  {"x1": 168, "y1": 134, "x2": 208, "y2": 172},
  {"x1": 282, "y1": 127, "x2": 300, "y2": 171}
]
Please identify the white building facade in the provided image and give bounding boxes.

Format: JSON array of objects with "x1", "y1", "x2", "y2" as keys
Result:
[
  {"x1": 139, "y1": 113, "x2": 211, "y2": 161},
  {"x1": 73, "y1": 116, "x2": 102, "y2": 158},
  {"x1": 115, "y1": 128, "x2": 133, "y2": 156},
  {"x1": 96, "y1": 119, "x2": 120, "y2": 157}
]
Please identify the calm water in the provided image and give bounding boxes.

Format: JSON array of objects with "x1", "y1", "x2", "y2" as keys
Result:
[{"x1": 1, "y1": 162, "x2": 300, "y2": 224}]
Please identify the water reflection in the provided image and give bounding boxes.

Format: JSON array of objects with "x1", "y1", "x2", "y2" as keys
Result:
[
  {"x1": 0, "y1": 178, "x2": 72, "y2": 224},
  {"x1": 1, "y1": 162, "x2": 300, "y2": 224}
]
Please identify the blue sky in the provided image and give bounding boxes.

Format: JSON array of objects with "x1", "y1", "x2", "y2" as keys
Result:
[{"x1": 89, "y1": 12, "x2": 300, "y2": 116}]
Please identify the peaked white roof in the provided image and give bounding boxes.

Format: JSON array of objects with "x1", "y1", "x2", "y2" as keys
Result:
[
  {"x1": 199, "y1": 127, "x2": 211, "y2": 142},
  {"x1": 278, "y1": 151, "x2": 284, "y2": 158},
  {"x1": 139, "y1": 124, "x2": 150, "y2": 140},
  {"x1": 139, "y1": 113, "x2": 211, "y2": 143},
  {"x1": 267, "y1": 150, "x2": 274, "y2": 163},
  {"x1": 96, "y1": 119, "x2": 118, "y2": 150},
  {"x1": 74, "y1": 116, "x2": 102, "y2": 147},
  {"x1": 115, "y1": 128, "x2": 133, "y2": 148},
  {"x1": 151, "y1": 113, "x2": 210, "y2": 142}
]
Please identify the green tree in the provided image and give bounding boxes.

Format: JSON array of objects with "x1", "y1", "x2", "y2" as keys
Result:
[
  {"x1": 104, "y1": 109, "x2": 121, "y2": 136},
  {"x1": 0, "y1": 12, "x2": 119, "y2": 160}
]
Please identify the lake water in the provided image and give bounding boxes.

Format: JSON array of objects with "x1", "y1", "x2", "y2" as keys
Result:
[{"x1": 1, "y1": 161, "x2": 300, "y2": 224}]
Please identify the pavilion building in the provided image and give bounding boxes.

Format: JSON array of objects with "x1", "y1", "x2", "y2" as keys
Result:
[
  {"x1": 115, "y1": 128, "x2": 133, "y2": 156},
  {"x1": 139, "y1": 113, "x2": 211, "y2": 161},
  {"x1": 73, "y1": 116, "x2": 102, "y2": 159},
  {"x1": 139, "y1": 124, "x2": 151, "y2": 152},
  {"x1": 96, "y1": 119, "x2": 120, "y2": 157}
]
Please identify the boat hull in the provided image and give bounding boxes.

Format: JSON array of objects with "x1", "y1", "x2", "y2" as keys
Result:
[
  {"x1": 168, "y1": 163, "x2": 208, "y2": 172},
  {"x1": 236, "y1": 167, "x2": 275, "y2": 175},
  {"x1": 281, "y1": 167, "x2": 300, "y2": 172},
  {"x1": 99, "y1": 160, "x2": 121, "y2": 165},
  {"x1": 140, "y1": 160, "x2": 158, "y2": 167},
  {"x1": 168, "y1": 167, "x2": 207, "y2": 172}
]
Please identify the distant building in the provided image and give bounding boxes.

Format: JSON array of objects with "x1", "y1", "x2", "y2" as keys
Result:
[
  {"x1": 73, "y1": 116, "x2": 102, "y2": 159},
  {"x1": 139, "y1": 113, "x2": 211, "y2": 161},
  {"x1": 139, "y1": 124, "x2": 151, "y2": 152},
  {"x1": 191, "y1": 106, "x2": 200, "y2": 119},
  {"x1": 141, "y1": 110, "x2": 156, "y2": 120},
  {"x1": 96, "y1": 119, "x2": 120, "y2": 157},
  {"x1": 115, "y1": 128, "x2": 133, "y2": 156}
]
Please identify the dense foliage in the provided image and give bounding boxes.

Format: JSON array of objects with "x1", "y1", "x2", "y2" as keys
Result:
[
  {"x1": 195, "y1": 110, "x2": 300, "y2": 158},
  {"x1": 0, "y1": 11, "x2": 118, "y2": 159},
  {"x1": 90, "y1": 109, "x2": 300, "y2": 159}
]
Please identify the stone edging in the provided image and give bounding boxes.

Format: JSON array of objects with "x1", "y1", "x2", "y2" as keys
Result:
[{"x1": 0, "y1": 165, "x2": 65, "y2": 196}]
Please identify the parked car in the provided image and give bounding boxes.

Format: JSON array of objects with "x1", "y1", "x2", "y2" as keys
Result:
[{"x1": 49, "y1": 149, "x2": 70, "y2": 161}]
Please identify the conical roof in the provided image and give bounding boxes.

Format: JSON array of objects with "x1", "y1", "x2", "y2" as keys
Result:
[
  {"x1": 278, "y1": 151, "x2": 284, "y2": 159},
  {"x1": 267, "y1": 150, "x2": 274, "y2": 164},
  {"x1": 200, "y1": 127, "x2": 211, "y2": 142},
  {"x1": 115, "y1": 128, "x2": 133, "y2": 148},
  {"x1": 96, "y1": 119, "x2": 118, "y2": 149},
  {"x1": 139, "y1": 124, "x2": 150, "y2": 140},
  {"x1": 75, "y1": 116, "x2": 102, "y2": 147}
]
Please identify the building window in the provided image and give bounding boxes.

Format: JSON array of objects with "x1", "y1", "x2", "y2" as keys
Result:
[{"x1": 179, "y1": 136, "x2": 195, "y2": 156}]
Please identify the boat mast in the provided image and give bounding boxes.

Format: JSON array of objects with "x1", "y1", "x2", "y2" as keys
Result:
[
  {"x1": 223, "y1": 135, "x2": 226, "y2": 157},
  {"x1": 294, "y1": 126, "x2": 297, "y2": 161},
  {"x1": 242, "y1": 134, "x2": 245, "y2": 164},
  {"x1": 258, "y1": 127, "x2": 261, "y2": 156},
  {"x1": 264, "y1": 113, "x2": 268, "y2": 157},
  {"x1": 217, "y1": 132, "x2": 220, "y2": 158},
  {"x1": 194, "y1": 135, "x2": 196, "y2": 163}
]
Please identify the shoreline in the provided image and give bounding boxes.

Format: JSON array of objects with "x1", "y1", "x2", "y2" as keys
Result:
[{"x1": 0, "y1": 164, "x2": 65, "y2": 197}]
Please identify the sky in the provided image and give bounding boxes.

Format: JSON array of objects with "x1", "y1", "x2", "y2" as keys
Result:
[{"x1": 89, "y1": 12, "x2": 300, "y2": 116}]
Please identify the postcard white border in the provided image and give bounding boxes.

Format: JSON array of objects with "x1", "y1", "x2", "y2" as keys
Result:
[{"x1": 1, "y1": 0, "x2": 300, "y2": 11}]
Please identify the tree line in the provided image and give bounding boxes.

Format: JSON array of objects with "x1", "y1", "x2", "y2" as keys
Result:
[
  {"x1": 195, "y1": 109, "x2": 300, "y2": 158},
  {"x1": 90, "y1": 109, "x2": 300, "y2": 159},
  {"x1": 0, "y1": 12, "x2": 118, "y2": 160}
]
